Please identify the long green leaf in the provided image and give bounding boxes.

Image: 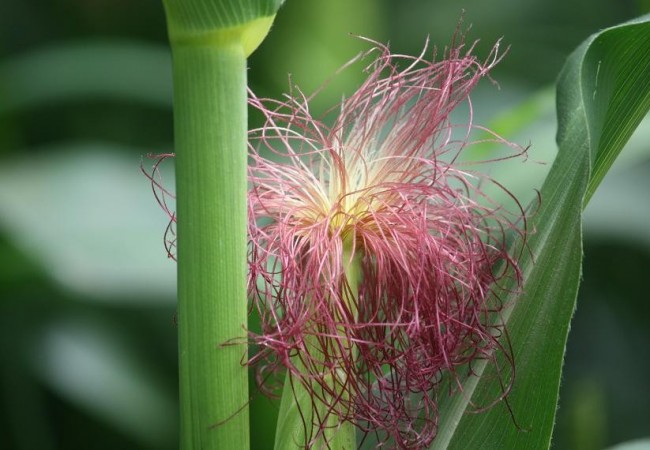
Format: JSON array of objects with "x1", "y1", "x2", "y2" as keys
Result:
[{"x1": 430, "y1": 14, "x2": 650, "y2": 449}]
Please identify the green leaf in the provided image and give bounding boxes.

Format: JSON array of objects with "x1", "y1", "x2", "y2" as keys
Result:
[
  {"x1": 274, "y1": 371, "x2": 313, "y2": 450},
  {"x1": 557, "y1": 16, "x2": 650, "y2": 205},
  {"x1": 430, "y1": 14, "x2": 650, "y2": 450}
]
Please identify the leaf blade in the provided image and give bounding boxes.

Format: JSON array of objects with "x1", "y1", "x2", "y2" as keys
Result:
[{"x1": 431, "y1": 14, "x2": 650, "y2": 450}]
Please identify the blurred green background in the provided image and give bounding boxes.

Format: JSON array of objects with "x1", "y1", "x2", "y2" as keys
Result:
[{"x1": 1, "y1": 1, "x2": 649, "y2": 449}]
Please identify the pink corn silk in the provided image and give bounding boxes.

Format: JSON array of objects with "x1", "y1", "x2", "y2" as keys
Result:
[{"x1": 145, "y1": 35, "x2": 529, "y2": 450}]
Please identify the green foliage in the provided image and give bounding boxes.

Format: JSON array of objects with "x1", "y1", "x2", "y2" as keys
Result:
[
  {"x1": 430, "y1": 14, "x2": 650, "y2": 450},
  {"x1": 569, "y1": 18, "x2": 650, "y2": 203}
]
